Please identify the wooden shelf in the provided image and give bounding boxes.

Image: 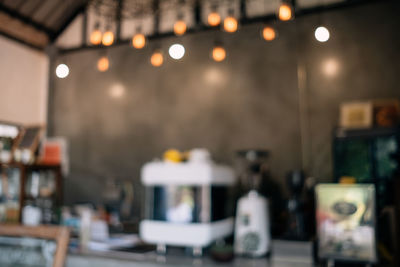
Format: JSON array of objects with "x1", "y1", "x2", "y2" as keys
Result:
[{"x1": 0, "y1": 162, "x2": 63, "y2": 224}]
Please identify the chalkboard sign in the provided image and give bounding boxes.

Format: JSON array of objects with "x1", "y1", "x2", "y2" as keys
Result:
[{"x1": 0, "y1": 225, "x2": 70, "y2": 267}]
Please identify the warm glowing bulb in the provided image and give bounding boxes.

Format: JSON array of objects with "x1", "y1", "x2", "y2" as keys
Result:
[
  {"x1": 262, "y1": 26, "x2": 276, "y2": 41},
  {"x1": 97, "y1": 56, "x2": 109, "y2": 72},
  {"x1": 315, "y1": 26, "x2": 330, "y2": 42},
  {"x1": 55, "y1": 64, "x2": 69, "y2": 78},
  {"x1": 102, "y1": 31, "x2": 114, "y2": 46},
  {"x1": 278, "y1": 3, "x2": 293, "y2": 21},
  {"x1": 151, "y1": 51, "x2": 163, "y2": 67},
  {"x1": 212, "y1": 46, "x2": 226, "y2": 62},
  {"x1": 208, "y1": 12, "x2": 221, "y2": 26},
  {"x1": 223, "y1": 16, "x2": 238, "y2": 33},
  {"x1": 132, "y1": 33, "x2": 146, "y2": 49},
  {"x1": 174, "y1": 20, "x2": 187, "y2": 36},
  {"x1": 90, "y1": 29, "x2": 102, "y2": 45}
]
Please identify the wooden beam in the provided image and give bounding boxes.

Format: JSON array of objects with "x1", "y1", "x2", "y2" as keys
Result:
[
  {"x1": 0, "y1": 2, "x2": 55, "y2": 36},
  {"x1": 50, "y1": 2, "x2": 88, "y2": 42}
]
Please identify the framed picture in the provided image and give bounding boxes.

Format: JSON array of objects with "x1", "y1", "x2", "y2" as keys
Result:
[
  {"x1": 0, "y1": 225, "x2": 70, "y2": 267},
  {"x1": 340, "y1": 102, "x2": 373, "y2": 129},
  {"x1": 373, "y1": 99, "x2": 400, "y2": 127},
  {"x1": 315, "y1": 184, "x2": 377, "y2": 263}
]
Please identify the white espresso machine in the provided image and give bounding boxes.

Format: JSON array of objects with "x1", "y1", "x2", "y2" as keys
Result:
[
  {"x1": 234, "y1": 150, "x2": 271, "y2": 257},
  {"x1": 140, "y1": 154, "x2": 236, "y2": 256}
]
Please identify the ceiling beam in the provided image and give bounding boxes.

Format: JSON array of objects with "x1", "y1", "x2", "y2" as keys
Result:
[
  {"x1": 0, "y1": 2, "x2": 55, "y2": 37},
  {"x1": 50, "y1": 2, "x2": 88, "y2": 43}
]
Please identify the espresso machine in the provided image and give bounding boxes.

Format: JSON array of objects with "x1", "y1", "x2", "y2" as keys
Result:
[
  {"x1": 234, "y1": 150, "x2": 271, "y2": 257},
  {"x1": 140, "y1": 152, "x2": 236, "y2": 256}
]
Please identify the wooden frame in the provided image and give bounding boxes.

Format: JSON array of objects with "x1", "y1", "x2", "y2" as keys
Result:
[{"x1": 0, "y1": 225, "x2": 70, "y2": 267}]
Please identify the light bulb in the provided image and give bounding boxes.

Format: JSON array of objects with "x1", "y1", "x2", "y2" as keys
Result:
[
  {"x1": 262, "y1": 26, "x2": 276, "y2": 41},
  {"x1": 315, "y1": 26, "x2": 330, "y2": 42},
  {"x1": 55, "y1": 64, "x2": 69, "y2": 78},
  {"x1": 223, "y1": 16, "x2": 238, "y2": 33},
  {"x1": 278, "y1": 3, "x2": 293, "y2": 21},
  {"x1": 212, "y1": 46, "x2": 226, "y2": 62},
  {"x1": 102, "y1": 31, "x2": 114, "y2": 46},
  {"x1": 208, "y1": 12, "x2": 221, "y2": 26},
  {"x1": 151, "y1": 51, "x2": 163, "y2": 67},
  {"x1": 90, "y1": 29, "x2": 102, "y2": 45},
  {"x1": 97, "y1": 56, "x2": 109, "y2": 72},
  {"x1": 132, "y1": 33, "x2": 146, "y2": 49},
  {"x1": 168, "y1": 44, "x2": 185, "y2": 60},
  {"x1": 174, "y1": 20, "x2": 187, "y2": 36}
]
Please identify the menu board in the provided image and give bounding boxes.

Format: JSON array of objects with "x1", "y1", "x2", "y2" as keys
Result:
[
  {"x1": 316, "y1": 184, "x2": 377, "y2": 263},
  {"x1": 0, "y1": 225, "x2": 69, "y2": 267}
]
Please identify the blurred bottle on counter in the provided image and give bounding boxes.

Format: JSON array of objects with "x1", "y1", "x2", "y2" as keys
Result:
[
  {"x1": 283, "y1": 171, "x2": 315, "y2": 241},
  {"x1": 79, "y1": 208, "x2": 92, "y2": 251}
]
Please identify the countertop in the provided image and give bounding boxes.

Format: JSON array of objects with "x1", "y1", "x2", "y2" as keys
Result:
[{"x1": 66, "y1": 240, "x2": 314, "y2": 267}]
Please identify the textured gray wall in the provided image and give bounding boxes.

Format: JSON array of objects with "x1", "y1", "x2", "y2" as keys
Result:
[{"x1": 50, "y1": 1, "x2": 400, "y2": 213}]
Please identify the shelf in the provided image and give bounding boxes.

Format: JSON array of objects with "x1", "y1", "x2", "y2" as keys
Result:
[
  {"x1": 334, "y1": 126, "x2": 400, "y2": 139},
  {"x1": 0, "y1": 162, "x2": 60, "y2": 170}
]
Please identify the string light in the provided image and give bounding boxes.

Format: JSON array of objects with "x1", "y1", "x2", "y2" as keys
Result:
[
  {"x1": 151, "y1": 51, "x2": 164, "y2": 67},
  {"x1": 262, "y1": 26, "x2": 276, "y2": 41},
  {"x1": 97, "y1": 56, "x2": 109, "y2": 72},
  {"x1": 132, "y1": 33, "x2": 146, "y2": 49},
  {"x1": 278, "y1": 2, "x2": 293, "y2": 21},
  {"x1": 174, "y1": 20, "x2": 187, "y2": 36},
  {"x1": 212, "y1": 46, "x2": 226, "y2": 62},
  {"x1": 90, "y1": 23, "x2": 102, "y2": 45},
  {"x1": 223, "y1": 16, "x2": 238, "y2": 33},
  {"x1": 102, "y1": 30, "x2": 114, "y2": 46},
  {"x1": 208, "y1": 12, "x2": 221, "y2": 26}
]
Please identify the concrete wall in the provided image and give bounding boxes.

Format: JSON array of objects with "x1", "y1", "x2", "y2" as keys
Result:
[
  {"x1": 50, "y1": 1, "x2": 400, "y2": 212},
  {"x1": 0, "y1": 36, "x2": 49, "y2": 125}
]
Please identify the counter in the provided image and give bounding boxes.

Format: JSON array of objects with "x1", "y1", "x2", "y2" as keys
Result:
[{"x1": 66, "y1": 240, "x2": 313, "y2": 267}]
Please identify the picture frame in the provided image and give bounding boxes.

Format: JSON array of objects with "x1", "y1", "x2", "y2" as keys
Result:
[
  {"x1": 372, "y1": 99, "x2": 400, "y2": 127},
  {"x1": 339, "y1": 101, "x2": 373, "y2": 129}
]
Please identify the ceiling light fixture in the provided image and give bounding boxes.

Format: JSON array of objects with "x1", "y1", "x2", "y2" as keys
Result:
[
  {"x1": 169, "y1": 44, "x2": 185, "y2": 60},
  {"x1": 132, "y1": 33, "x2": 146, "y2": 49},
  {"x1": 212, "y1": 45, "x2": 226, "y2": 62},
  {"x1": 262, "y1": 26, "x2": 277, "y2": 41},
  {"x1": 315, "y1": 26, "x2": 330, "y2": 42},
  {"x1": 97, "y1": 56, "x2": 109, "y2": 72},
  {"x1": 56, "y1": 64, "x2": 69, "y2": 78},
  {"x1": 224, "y1": 16, "x2": 238, "y2": 33},
  {"x1": 151, "y1": 50, "x2": 164, "y2": 67},
  {"x1": 102, "y1": 25, "x2": 114, "y2": 46},
  {"x1": 208, "y1": 4, "x2": 221, "y2": 27},
  {"x1": 174, "y1": 20, "x2": 187, "y2": 36},
  {"x1": 90, "y1": 22, "x2": 102, "y2": 45},
  {"x1": 278, "y1": 1, "x2": 294, "y2": 21}
]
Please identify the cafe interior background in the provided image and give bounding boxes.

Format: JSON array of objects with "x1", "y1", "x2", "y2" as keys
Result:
[{"x1": 0, "y1": 0, "x2": 399, "y2": 266}]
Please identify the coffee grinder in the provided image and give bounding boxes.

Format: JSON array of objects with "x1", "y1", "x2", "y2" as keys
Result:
[{"x1": 234, "y1": 150, "x2": 271, "y2": 257}]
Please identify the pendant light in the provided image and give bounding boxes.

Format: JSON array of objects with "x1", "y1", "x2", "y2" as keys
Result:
[
  {"x1": 278, "y1": 1, "x2": 294, "y2": 21},
  {"x1": 223, "y1": 8, "x2": 238, "y2": 33},
  {"x1": 90, "y1": 22, "x2": 102, "y2": 45}
]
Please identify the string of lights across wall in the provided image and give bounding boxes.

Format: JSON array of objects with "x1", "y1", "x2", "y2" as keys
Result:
[{"x1": 55, "y1": 0, "x2": 332, "y2": 78}]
